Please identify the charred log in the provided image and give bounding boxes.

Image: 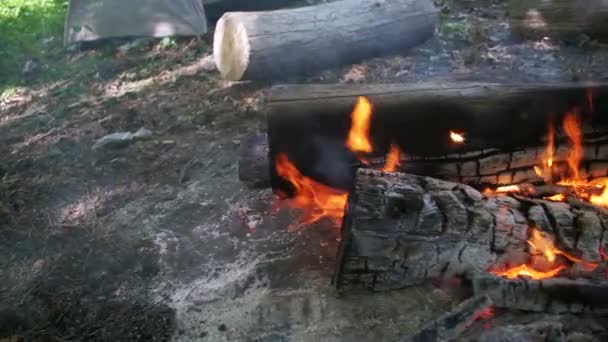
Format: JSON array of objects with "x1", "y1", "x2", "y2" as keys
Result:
[
  {"x1": 509, "y1": 0, "x2": 608, "y2": 42},
  {"x1": 240, "y1": 130, "x2": 608, "y2": 190},
  {"x1": 473, "y1": 275, "x2": 608, "y2": 316},
  {"x1": 404, "y1": 295, "x2": 494, "y2": 342},
  {"x1": 266, "y1": 81, "x2": 608, "y2": 191},
  {"x1": 333, "y1": 169, "x2": 608, "y2": 292},
  {"x1": 213, "y1": 0, "x2": 438, "y2": 81}
]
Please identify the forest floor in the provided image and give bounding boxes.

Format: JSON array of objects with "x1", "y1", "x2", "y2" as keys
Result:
[{"x1": 2, "y1": 0, "x2": 608, "y2": 341}]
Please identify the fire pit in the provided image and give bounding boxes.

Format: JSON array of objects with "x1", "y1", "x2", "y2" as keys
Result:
[{"x1": 239, "y1": 81, "x2": 608, "y2": 341}]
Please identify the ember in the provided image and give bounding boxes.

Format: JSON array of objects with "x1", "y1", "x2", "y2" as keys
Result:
[
  {"x1": 382, "y1": 143, "x2": 401, "y2": 172},
  {"x1": 450, "y1": 130, "x2": 465, "y2": 144}
]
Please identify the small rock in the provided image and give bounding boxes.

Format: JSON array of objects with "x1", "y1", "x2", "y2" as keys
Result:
[
  {"x1": 218, "y1": 324, "x2": 227, "y2": 332},
  {"x1": 199, "y1": 331, "x2": 208, "y2": 338},
  {"x1": 32, "y1": 259, "x2": 46, "y2": 276},
  {"x1": 93, "y1": 127, "x2": 153, "y2": 150}
]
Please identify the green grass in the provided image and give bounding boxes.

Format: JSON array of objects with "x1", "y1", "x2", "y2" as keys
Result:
[{"x1": 0, "y1": 0, "x2": 68, "y2": 87}]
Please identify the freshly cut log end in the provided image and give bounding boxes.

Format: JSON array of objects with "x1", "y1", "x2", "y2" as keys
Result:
[
  {"x1": 213, "y1": 13, "x2": 251, "y2": 81},
  {"x1": 213, "y1": 0, "x2": 438, "y2": 81},
  {"x1": 473, "y1": 275, "x2": 608, "y2": 315}
]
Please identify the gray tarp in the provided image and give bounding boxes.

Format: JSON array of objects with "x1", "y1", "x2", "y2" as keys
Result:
[{"x1": 64, "y1": 0, "x2": 207, "y2": 45}]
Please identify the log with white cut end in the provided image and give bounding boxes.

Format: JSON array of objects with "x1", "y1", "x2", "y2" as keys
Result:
[{"x1": 213, "y1": 0, "x2": 438, "y2": 81}]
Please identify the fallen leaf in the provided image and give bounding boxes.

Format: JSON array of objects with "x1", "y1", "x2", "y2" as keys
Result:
[{"x1": 341, "y1": 64, "x2": 367, "y2": 83}]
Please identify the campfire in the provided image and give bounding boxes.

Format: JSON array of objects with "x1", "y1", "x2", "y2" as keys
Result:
[{"x1": 239, "y1": 81, "x2": 608, "y2": 340}]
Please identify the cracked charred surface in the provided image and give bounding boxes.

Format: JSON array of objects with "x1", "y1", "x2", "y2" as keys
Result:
[{"x1": 335, "y1": 169, "x2": 608, "y2": 292}]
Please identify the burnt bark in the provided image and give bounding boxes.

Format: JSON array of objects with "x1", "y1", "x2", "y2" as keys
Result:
[
  {"x1": 473, "y1": 275, "x2": 608, "y2": 316},
  {"x1": 213, "y1": 0, "x2": 437, "y2": 81},
  {"x1": 239, "y1": 131, "x2": 608, "y2": 189},
  {"x1": 333, "y1": 169, "x2": 608, "y2": 292}
]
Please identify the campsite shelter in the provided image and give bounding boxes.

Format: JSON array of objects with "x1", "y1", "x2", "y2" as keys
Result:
[{"x1": 63, "y1": 0, "x2": 208, "y2": 46}]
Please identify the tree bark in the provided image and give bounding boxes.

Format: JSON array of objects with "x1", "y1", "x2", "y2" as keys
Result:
[
  {"x1": 213, "y1": 0, "x2": 438, "y2": 81},
  {"x1": 333, "y1": 169, "x2": 608, "y2": 292},
  {"x1": 473, "y1": 275, "x2": 608, "y2": 315},
  {"x1": 509, "y1": 0, "x2": 608, "y2": 41}
]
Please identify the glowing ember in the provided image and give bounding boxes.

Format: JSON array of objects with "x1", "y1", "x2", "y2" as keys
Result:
[
  {"x1": 563, "y1": 112, "x2": 583, "y2": 181},
  {"x1": 545, "y1": 194, "x2": 565, "y2": 201},
  {"x1": 450, "y1": 131, "x2": 465, "y2": 144},
  {"x1": 495, "y1": 185, "x2": 520, "y2": 194},
  {"x1": 383, "y1": 144, "x2": 401, "y2": 172},
  {"x1": 346, "y1": 96, "x2": 373, "y2": 153},
  {"x1": 491, "y1": 264, "x2": 565, "y2": 280},
  {"x1": 473, "y1": 307, "x2": 494, "y2": 322},
  {"x1": 274, "y1": 153, "x2": 348, "y2": 230}
]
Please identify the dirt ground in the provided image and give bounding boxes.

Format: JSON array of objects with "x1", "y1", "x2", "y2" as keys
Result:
[{"x1": 2, "y1": 1, "x2": 608, "y2": 341}]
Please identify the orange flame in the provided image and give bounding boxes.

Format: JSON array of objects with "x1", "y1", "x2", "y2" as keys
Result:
[
  {"x1": 491, "y1": 264, "x2": 565, "y2": 280},
  {"x1": 383, "y1": 144, "x2": 401, "y2": 172},
  {"x1": 274, "y1": 153, "x2": 347, "y2": 230},
  {"x1": 346, "y1": 96, "x2": 373, "y2": 153},
  {"x1": 450, "y1": 131, "x2": 465, "y2": 144},
  {"x1": 492, "y1": 227, "x2": 599, "y2": 280},
  {"x1": 563, "y1": 112, "x2": 583, "y2": 181}
]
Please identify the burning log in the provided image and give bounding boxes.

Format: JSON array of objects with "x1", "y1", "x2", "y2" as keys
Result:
[
  {"x1": 333, "y1": 169, "x2": 608, "y2": 292},
  {"x1": 239, "y1": 131, "x2": 608, "y2": 189},
  {"x1": 262, "y1": 81, "x2": 608, "y2": 190},
  {"x1": 473, "y1": 275, "x2": 608, "y2": 315},
  {"x1": 212, "y1": 0, "x2": 438, "y2": 81},
  {"x1": 404, "y1": 295, "x2": 494, "y2": 342},
  {"x1": 509, "y1": 0, "x2": 608, "y2": 42}
]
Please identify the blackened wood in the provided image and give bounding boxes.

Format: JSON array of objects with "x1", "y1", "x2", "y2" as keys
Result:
[
  {"x1": 473, "y1": 275, "x2": 608, "y2": 316},
  {"x1": 241, "y1": 131, "x2": 608, "y2": 189},
  {"x1": 213, "y1": 0, "x2": 438, "y2": 81},
  {"x1": 334, "y1": 169, "x2": 608, "y2": 292},
  {"x1": 404, "y1": 295, "x2": 493, "y2": 342},
  {"x1": 267, "y1": 81, "x2": 608, "y2": 190}
]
